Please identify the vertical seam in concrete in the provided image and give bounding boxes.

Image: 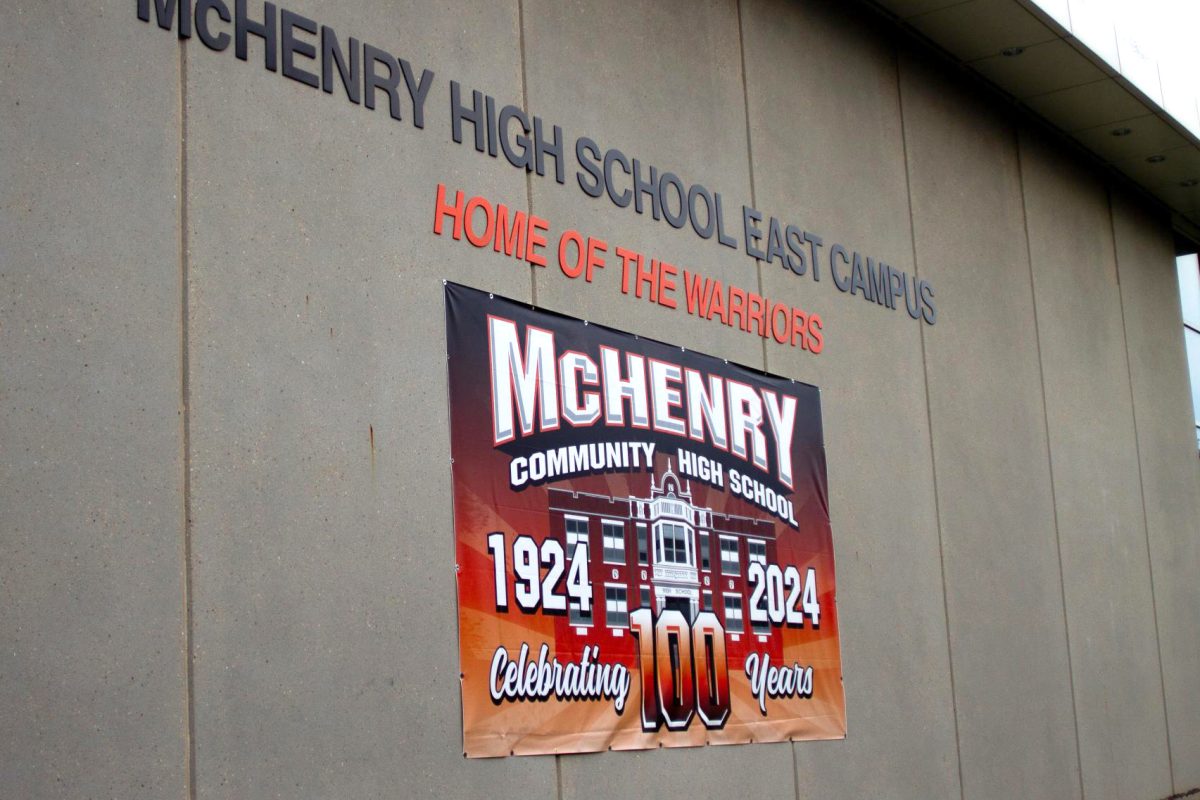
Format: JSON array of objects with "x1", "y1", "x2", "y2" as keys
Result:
[
  {"x1": 178, "y1": 37, "x2": 198, "y2": 800},
  {"x1": 894, "y1": 48, "x2": 966, "y2": 800},
  {"x1": 516, "y1": 8, "x2": 558, "y2": 791},
  {"x1": 790, "y1": 739, "x2": 800, "y2": 800},
  {"x1": 733, "y1": 7, "x2": 792, "y2": 791},
  {"x1": 517, "y1": 0, "x2": 537, "y2": 308},
  {"x1": 1106, "y1": 187, "x2": 1176, "y2": 795},
  {"x1": 1015, "y1": 130, "x2": 1086, "y2": 800},
  {"x1": 734, "y1": 0, "x2": 767, "y2": 374}
]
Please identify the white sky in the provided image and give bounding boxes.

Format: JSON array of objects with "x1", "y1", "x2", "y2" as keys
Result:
[
  {"x1": 1042, "y1": 0, "x2": 1200, "y2": 134},
  {"x1": 1113, "y1": 0, "x2": 1200, "y2": 71}
]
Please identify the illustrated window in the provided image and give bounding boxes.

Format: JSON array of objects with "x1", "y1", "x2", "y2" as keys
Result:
[
  {"x1": 605, "y1": 584, "x2": 629, "y2": 628},
  {"x1": 602, "y1": 520, "x2": 625, "y2": 564},
  {"x1": 719, "y1": 536, "x2": 739, "y2": 576},
  {"x1": 748, "y1": 539, "x2": 767, "y2": 567},
  {"x1": 656, "y1": 521, "x2": 692, "y2": 567},
  {"x1": 723, "y1": 594, "x2": 743, "y2": 634}
]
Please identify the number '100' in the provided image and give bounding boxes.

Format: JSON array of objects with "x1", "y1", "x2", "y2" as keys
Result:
[{"x1": 630, "y1": 609, "x2": 730, "y2": 731}]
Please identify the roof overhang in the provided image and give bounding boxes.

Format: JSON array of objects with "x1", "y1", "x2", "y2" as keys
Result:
[{"x1": 865, "y1": 0, "x2": 1200, "y2": 246}]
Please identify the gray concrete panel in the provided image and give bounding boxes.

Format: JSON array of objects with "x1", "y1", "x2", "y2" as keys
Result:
[
  {"x1": 183, "y1": 2, "x2": 553, "y2": 797},
  {"x1": 1111, "y1": 192, "x2": 1200, "y2": 792},
  {"x1": 559, "y1": 743, "x2": 794, "y2": 800},
  {"x1": 524, "y1": 0, "x2": 763, "y2": 369},
  {"x1": 744, "y1": 5, "x2": 959, "y2": 799},
  {"x1": 1020, "y1": 130, "x2": 1173, "y2": 800},
  {"x1": 0, "y1": 4, "x2": 187, "y2": 798},
  {"x1": 899, "y1": 54, "x2": 1081, "y2": 800},
  {"x1": 520, "y1": 0, "x2": 791, "y2": 794}
]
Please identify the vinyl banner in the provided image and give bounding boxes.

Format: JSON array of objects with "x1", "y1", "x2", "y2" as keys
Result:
[{"x1": 446, "y1": 282, "x2": 846, "y2": 757}]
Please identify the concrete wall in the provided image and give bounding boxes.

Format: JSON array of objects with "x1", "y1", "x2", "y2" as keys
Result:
[
  {"x1": 0, "y1": 6, "x2": 189, "y2": 798},
  {"x1": 2, "y1": 1, "x2": 1197, "y2": 799}
]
